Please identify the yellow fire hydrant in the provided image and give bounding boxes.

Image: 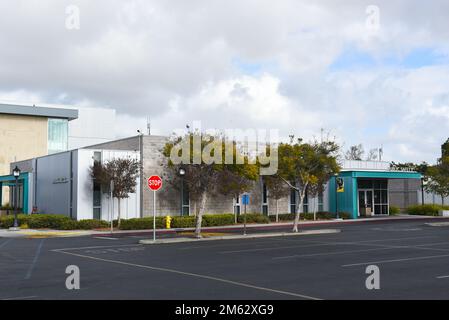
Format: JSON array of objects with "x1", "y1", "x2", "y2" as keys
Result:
[{"x1": 166, "y1": 216, "x2": 172, "y2": 229}]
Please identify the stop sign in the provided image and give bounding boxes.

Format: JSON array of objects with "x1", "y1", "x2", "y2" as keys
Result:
[{"x1": 148, "y1": 175, "x2": 162, "y2": 191}]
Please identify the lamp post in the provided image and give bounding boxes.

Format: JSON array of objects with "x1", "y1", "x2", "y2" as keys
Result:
[
  {"x1": 178, "y1": 167, "x2": 186, "y2": 216},
  {"x1": 11, "y1": 166, "x2": 21, "y2": 231},
  {"x1": 334, "y1": 173, "x2": 340, "y2": 220}
]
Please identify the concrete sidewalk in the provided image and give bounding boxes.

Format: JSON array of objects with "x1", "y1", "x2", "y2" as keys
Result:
[
  {"x1": 139, "y1": 228, "x2": 341, "y2": 245},
  {"x1": 0, "y1": 214, "x2": 446, "y2": 239}
]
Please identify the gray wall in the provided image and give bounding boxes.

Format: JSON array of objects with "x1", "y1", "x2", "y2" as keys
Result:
[
  {"x1": 389, "y1": 179, "x2": 421, "y2": 210},
  {"x1": 34, "y1": 152, "x2": 73, "y2": 216}
]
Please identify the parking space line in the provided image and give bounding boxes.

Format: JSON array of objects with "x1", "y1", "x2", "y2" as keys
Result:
[
  {"x1": 93, "y1": 237, "x2": 120, "y2": 240},
  {"x1": 0, "y1": 238, "x2": 12, "y2": 249},
  {"x1": 25, "y1": 239, "x2": 45, "y2": 280},
  {"x1": 1, "y1": 296, "x2": 38, "y2": 300},
  {"x1": 436, "y1": 275, "x2": 449, "y2": 279},
  {"x1": 220, "y1": 242, "x2": 336, "y2": 254},
  {"x1": 52, "y1": 244, "x2": 143, "y2": 252},
  {"x1": 342, "y1": 253, "x2": 449, "y2": 267},
  {"x1": 273, "y1": 246, "x2": 399, "y2": 260},
  {"x1": 55, "y1": 249, "x2": 321, "y2": 300}
]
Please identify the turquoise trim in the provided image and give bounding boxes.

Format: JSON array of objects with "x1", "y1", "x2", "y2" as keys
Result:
[
  {"x1": 330, "y1": 170, "x2": 422, "y2": 219},
  {"x1": 0, "y1": 173, "x2": 30, "y2": 214}
]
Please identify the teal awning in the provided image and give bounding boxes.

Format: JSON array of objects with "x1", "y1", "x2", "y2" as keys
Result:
[{"x1": 339, "y1": 170, "x2": 422, "y2": 179}]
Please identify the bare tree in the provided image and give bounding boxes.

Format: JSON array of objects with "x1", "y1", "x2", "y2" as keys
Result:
[
  {"x1": 345, "y1": 144, "x2": 364, "y2": 160},
  {"x1": 90, "y1": 158, "x2": 140, "y2": 228}
]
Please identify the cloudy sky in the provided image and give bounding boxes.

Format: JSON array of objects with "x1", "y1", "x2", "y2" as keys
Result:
[{"x1": 1, "y1": 0, "x2": 449, "y2": 163}]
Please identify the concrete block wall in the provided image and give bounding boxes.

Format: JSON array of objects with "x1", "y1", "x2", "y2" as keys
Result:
[{"x1": 389, "y1": 179, "x2": 421, "y2": 210}]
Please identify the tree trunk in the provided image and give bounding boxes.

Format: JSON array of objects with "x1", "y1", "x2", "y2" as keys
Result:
[
  {"x1": 293, "y1": 184, "x2": 307, "y2": 233},
  {"x1": 117, "y1": 198, "x2": 121, "y2": 228},
  {"x1": 195, "y1": 191, "x2": 208, "y2": 239}
]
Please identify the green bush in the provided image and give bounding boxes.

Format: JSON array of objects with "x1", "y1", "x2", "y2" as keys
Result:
[
  {"x1": 237, "y1": 214, "x2": 270, "y2": 224},
  {"x1": 204, "y1": 214, "x2": 235, "y2": 226},
  {"x1": 389, "y1": 206, "x2": 401, "y2": 215},
  {"x1": 171, "y1": 216, "x2": 196, "y2": 228},
  {"x1": 407, "y1": 204, "x2": 449, "y2": 216},
  {"x1": 119, "y1": 217, "x2": 165, "y2": 230},
  {"x1": 77, "y1": 219, "x2": 110, "y2": 230}
]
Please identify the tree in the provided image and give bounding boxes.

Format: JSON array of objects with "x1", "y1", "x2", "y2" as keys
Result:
[
  {"x1": 90, "y1": 158, "x2": 140, "y2": 228},
  {"x1": 425, "y1": 156, "x2": 449, "y2": 206},
  {"x1": 366, "y1": 148, "x2": 378, "y2": 161},
  {"x1": 163, "y1": 132, "x2": 259, "y2": 238},
  {"x1": 264, "y1": 175, "x2": 290, "y2": 222},
  {"x1": 276, "y1": 138, "x2": 340, "y2": 232},
  {"x1": 345, "y1": 144, "x2": 364, "y2": 160}
]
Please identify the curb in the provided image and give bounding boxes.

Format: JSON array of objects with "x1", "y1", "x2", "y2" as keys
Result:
[{"x1": 139, "y1": 228, "x2": 341, "y2": 245}]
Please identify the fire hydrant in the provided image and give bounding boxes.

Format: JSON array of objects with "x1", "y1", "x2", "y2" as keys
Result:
[{"x1": 166, "y1": 216, "x2": 172, "y2": 229}]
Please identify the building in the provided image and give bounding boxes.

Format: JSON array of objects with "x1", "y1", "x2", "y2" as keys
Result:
[
  {"x1": 0, "y1": 103, "x2": 78, "y2": 207},
  {"x1": 2, "y1": 134, "x2": 424, "y2": 221},
  {"x1": 5, "y1": 147, "x2": 140, "y2": 219}
]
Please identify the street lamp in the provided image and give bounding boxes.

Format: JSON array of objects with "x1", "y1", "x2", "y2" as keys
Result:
[
  {"x1": 11, "y1": 166, "x2": 21, "y2": 230},
  {"x1": 334, "y1": 173, "x2": 340, "y2": 220},
  {"x1": 178, "y1": 167, "x2": 186, "y2": 216}
]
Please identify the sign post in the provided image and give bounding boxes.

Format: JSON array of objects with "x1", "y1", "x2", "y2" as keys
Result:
[
  {"x1": 110, "y1": 180, "x2": 114, "y2": 234},
  {"x1": 148, "y1": 175, "x2": 163, "y2": 242},
  {"x1": 242, "y1": 193, "x2": 250, "y2": 236}
]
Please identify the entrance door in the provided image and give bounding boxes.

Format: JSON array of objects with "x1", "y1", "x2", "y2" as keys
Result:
[{"x1": 358, "y1": 189, "x2": 374, "y2": 217}]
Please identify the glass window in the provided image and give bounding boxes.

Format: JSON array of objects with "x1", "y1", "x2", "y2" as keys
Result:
[
  {"x1": 318, "y1": 192, "x2": 324, "y2": 212},
  {"x1": 181, "y1": 182, "x2": 190, "y2": 216},
  {"x1": 93, "y1": 182, "x2": 102, "y2": 220},
  {"x1": 290, "y1": 188, "x2": 297, "y2": 214},
  {"x1": 303, "y1": 189, "x2": 309, "y2": 214},
  {"x1": 48, "y1": 119, "x2": 68, "y2": 154}
]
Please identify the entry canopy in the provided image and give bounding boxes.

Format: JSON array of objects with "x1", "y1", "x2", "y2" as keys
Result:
[{"x1": 339, "y1": 170, "x2": 422, "y2": 179}]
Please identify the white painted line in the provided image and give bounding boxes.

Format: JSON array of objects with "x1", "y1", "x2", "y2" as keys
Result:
[
  {"x1": 273, "y1": 247, "x2": 399, "y2": 260},
  {"x1": 55, "y1": 249, "x2": 321, "y2": 300},
  {"x1": 25, "y1": 239, "x2": 45, "y2": 280},
  {"x1": 342, "y1": 253, "x2": 449, "y2": 267},
  {"x1": 436, "y1": 275, "x2": 449, "y2": 279},
  {"x1": 0, "y1": 238, "x2": 12, "y2": 249},
  {"x1": 93, "y1": 237, "x2": 120, "y2": 240},
  {"x1": 221, "y1": 242, "x2": 335, "y2": 254},
  {"x1": 51, "y1": 244, "x2": 143, "y2": 252},
  {"x1": 2, "y1": 296, "x2": 37, "y2": 300}
]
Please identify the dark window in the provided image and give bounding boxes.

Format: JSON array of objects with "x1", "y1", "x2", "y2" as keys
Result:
[{"x1": 290, "y1": 188, "x2": 297, "y2": 214}]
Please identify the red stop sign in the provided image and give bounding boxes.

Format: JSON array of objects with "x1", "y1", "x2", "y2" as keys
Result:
[{"x1": 148, "y1": 175, "x2": 162, "y2": 191}]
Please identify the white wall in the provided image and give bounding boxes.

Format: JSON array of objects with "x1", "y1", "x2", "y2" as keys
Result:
[
  {"x1": 76, "y1": 149, "x2": 140, "y2": 221},
  {"x1": 68, "y1": 107, "x2": 116, "y2": 150}
]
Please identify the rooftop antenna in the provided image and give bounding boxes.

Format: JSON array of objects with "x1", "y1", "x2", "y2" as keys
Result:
[
  {"x1": 379, "y1": 145, "x2": 383, "y2": 161},
  {"x1": 147, "y1": 116, "x2": 151, "y2": 135}
]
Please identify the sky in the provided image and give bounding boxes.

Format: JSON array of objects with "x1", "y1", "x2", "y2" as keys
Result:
[{"x1": 1, "y1": 0, "x2": 449, "y2": 163}]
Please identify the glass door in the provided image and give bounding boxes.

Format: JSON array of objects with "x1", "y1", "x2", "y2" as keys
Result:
[{"x1": 358, "y1": 189, "x2": 374, "y2": 216}]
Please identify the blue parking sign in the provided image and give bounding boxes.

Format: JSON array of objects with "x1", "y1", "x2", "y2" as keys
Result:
[{"x1": 242, "y1": 194, "x2": 250, "y2": 205}]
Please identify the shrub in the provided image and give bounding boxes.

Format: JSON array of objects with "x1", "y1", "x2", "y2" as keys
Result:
[
  {"x1": 119, "y1": 217, "x2": 165, "y2": 230},
  {"x1": 77, "y1": 219, "x2": 110, "y2": 230},
  {"x1": 171, "y1": 216, "x2": 196, "y2": 228},
  {"x1": 204, "y1": 214, "x2": 235, "y2": 226},
  {"x1": 237, "y1": 214, "x2": 270, "y2": 224},
  {"x1": 407, "y1": 204, "x2": 449, "y2": 216},
  {"x1": 389, "y1": 206, "x2": 401, "y2": 215}
]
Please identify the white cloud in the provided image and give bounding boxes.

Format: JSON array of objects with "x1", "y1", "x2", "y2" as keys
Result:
[{"x1": 1, "y1": 1, "x2": 449, "y2": 163}]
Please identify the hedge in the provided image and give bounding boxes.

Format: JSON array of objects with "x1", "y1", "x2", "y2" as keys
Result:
[
  {"x1": 204, "y1": 214, "x2": 235, "y2": 226},
  {"x1": 237, "y1": 214, "x2": 270, "y2": 224},
  {"x1": 119, "y1": 217, "x2": 165, "y2": 230},
  {"x1": 407, "y1": 204, "x2": 449, "y2": 216},
  {"x1": 0, "y1": 214, "x2": 110, "y2": 230},
  {"x1": 389, "y1": 206, "x2": 401, "y2": 215},
  {"x1": 269, "y1": 212, "x2": 352, "y2": 222}
]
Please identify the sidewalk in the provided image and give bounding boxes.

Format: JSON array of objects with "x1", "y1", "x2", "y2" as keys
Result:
[{"x1": 0, "y1": 214, "x2": 446, "y2": 239}]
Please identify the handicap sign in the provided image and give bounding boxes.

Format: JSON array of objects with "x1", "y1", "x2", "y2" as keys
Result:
[{"x1": 242, "y1": 194, "x2": 250, "y2": 205}]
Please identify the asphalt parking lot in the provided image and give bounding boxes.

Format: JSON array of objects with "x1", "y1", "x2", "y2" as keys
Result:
[{"x1": 2, "y1": 219, "x2": 449, "y2": 300}]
